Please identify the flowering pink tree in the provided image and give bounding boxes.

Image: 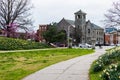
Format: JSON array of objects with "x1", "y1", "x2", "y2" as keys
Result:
[{"x1": 6, "y1": 23, "x2": 18, "y2": 37}]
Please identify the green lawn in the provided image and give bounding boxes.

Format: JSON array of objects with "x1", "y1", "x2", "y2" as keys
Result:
[{"x1": 0, "y1": 48, "x2": 94, "y2": 80}]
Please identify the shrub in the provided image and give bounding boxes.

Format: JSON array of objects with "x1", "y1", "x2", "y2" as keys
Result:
[
  {"x1": 91, "y1": 49, "x2": 120, "y2": 73},
  {"x1": 100, "y1": 55, "x2": 111, "y2": 65},
  {"x1": 91, "y1": 61, "x2": 104, "y2": 72},
  {"x1": 0, "y1": 37, "x2": 50, "y2": 50},
  {"x1": 101, "y1": 63, "x2": 120, "y2": 80},
  {"x1": 90, "y1": 47, "x2": 120, "y2": 80}
]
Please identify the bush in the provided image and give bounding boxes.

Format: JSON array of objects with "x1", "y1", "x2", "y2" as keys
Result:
[
  {"x1": 100, "y1": 55, "x2": 111, "y2": 65},
  {"x1": 91, "y1": 49, "x2": 120, "y2": 73},
  {"x1": 0, "y1": 37, "x2": 50, "y2": 50},
  {"x1": 90, "y1": 47, "x2": 120, "y2": 80},
  {"x1": 101, "y1": 63, "x2": 120, "y2": 80},
  {"x1": 91, "y1": 61, "x2": 104, "y2": 72}
]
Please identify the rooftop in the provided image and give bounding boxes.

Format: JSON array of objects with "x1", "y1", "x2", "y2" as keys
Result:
[
  {"x1": 65, "y1": 19, "x2": 75, "y2": 26},
  {"x1": 74, "y1": 10, "x2": 86, "y2": 15},
  {"x1": 91, "y1": 23, "x2": 103, "y2": 30}
]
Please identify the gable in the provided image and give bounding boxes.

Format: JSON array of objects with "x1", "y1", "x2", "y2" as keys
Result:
[
  {"x1": 57, "y1": 18, "x2": 75, "y2": 28},
  {"x1": 57, "y1": 18, "x2": 75, "y2": 35}
]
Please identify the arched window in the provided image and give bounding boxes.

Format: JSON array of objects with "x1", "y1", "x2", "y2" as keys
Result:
[{"x1": 77, "y1": 15, "x2": 81, "y2": 19}]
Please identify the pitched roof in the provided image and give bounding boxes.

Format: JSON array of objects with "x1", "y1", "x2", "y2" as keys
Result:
[
  {"x1": 74, "y1": 10, "x2": 86, "y2": 14},
  {"x1": 91, "y1": 23, "x2": 103, "y2": 30},
  {"x1": 86, "y1": 20, "x2": 103, "y2": 30},
  {"x1": 65, "y1": 19, "x2": 75, "y2": 26},
  {"x1": 61, "y1": 18, "x2": 103, "y2": 29}
]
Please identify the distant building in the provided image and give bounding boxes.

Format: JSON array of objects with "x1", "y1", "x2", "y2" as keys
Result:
[
  {"x1": 57, "y1": 10, "x2": 104, "y2": 45},
  {"x1": 57, "y1": 18, "x2": 75, "y2": 40},
  {"x1": 0, "y1": 29, "x2": 35, "y2": 40},
  {"x1": 104, "y1": 27, "x2": 118, "y2": 45},
  {"x1": 36, "y1": 25, "x2": 49, "y2": 42}
]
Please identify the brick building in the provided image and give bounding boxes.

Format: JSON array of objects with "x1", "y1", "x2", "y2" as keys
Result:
[
  {"x1": 104, "y1": 27, "x2": 118, "y2": 45},
  {"x1": 36, "y1": 25, "x2": 48, "y2": 42}
]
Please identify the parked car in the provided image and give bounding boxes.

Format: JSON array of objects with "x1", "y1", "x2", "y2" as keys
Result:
[
  {"x1": 116, "y1": 44, "x2": 120, "y2": 46},
  {"x1": 79, "y1": 44, "x2": 85, "y2": 48},
  {"x1": 110, "y1": 43, "x2": 115, "y2": 46},
  {"x1": 85, "y1": 43, "x2": 92, "y2": 48},
  {"x1": 52, "y1": 42, "x2": 66, "y2": 47},
  {"x1": 79, "y1": 43, "x2": 92, "y2": 48}
]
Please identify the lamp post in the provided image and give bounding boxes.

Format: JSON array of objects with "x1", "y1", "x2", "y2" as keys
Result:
[
  {"x1": 67, "y1": 26, "x2": 72, "y2": 48},
  {"x1": 67, "y1": 26, "x2": 70, "y2": 48},
  {"x1": 91, "y1": 37, "x2": 96, "y2": 49}
]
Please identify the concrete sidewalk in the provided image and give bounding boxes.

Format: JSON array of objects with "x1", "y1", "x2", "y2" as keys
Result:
[
  {"x1": 0, "y1": 48, "x2": 66, "y2": 53},
  {"x1": 23, "y1": 46, "x2": 113, "y2": 80}
]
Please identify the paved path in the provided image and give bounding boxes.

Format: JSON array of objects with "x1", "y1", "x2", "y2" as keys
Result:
[
  {"x1": 0, "y1": 48, "x2": 66, "y2": 53},
  {"x1": 23, "y1": 46, "x2": 113, "y2": 80}
]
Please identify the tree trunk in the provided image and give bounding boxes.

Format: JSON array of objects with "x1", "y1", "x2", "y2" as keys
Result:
[{"x1": 6, "y1": 26, "x2": 11, "y2": 37}]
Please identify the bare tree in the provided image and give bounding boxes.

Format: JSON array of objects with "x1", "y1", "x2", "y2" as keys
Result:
[
  {"x1": 105, "y1": 1, "x2": 120, "y2": 27},
  {"x1": 0, "y1": 0, "x2": 33, "y2": 37}
]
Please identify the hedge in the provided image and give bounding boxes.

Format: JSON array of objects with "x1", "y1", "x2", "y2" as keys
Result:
[{"x1": 0, "y1": 37, "x2": 50, "y2": 50}]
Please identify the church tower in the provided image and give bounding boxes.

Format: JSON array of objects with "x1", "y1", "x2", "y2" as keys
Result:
[{"x1": 74, "y1": 10, "x2": 86, "y2": 43}]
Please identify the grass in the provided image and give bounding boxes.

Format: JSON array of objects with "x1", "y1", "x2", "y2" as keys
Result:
[
  {"x1": 0, "y1": 48, "x2": 94, "y2": 80},
  {"x1": 89, "y1": 72, "x2": 102, "y2": 80}
]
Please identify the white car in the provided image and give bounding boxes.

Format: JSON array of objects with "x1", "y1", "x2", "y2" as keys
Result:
[
  {"x1": 79, "y1": 43, "x2": 92, "y2": 48},
  {"x1": 85, "y1": 43, "x2": 92, "y2": 48},
  {"x1": 79, "y1": 44, "x2": 85, "y2": 48},
  {"x1": 110, "y1": 43, "x2": 115, "y2": 46},
  {"x1": 116, "y1": 44, "x2": 120, "y2": 46}
]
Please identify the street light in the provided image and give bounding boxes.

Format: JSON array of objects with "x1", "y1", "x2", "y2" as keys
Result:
[{"x1": 67, "y1": 26, "x2": 70, "y2": 48}]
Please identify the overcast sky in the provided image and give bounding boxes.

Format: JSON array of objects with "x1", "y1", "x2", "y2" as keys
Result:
[{"x1": 31, "y1": 0, "x2": 118, "y2": 29}]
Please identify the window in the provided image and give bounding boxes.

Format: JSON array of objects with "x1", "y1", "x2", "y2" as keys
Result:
[
  {"x1": 77, "y1": 15, "x2": 81, "y2": 19},
  {"x1": 97, "y1": 32, "x2": 99, "y2": 35},
  {"x1": 88, "y1": 29, "x2": 90, "y2": 33},
  {"x1": 39, "y1": 27, "x2": 42, "y2": 32}
]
